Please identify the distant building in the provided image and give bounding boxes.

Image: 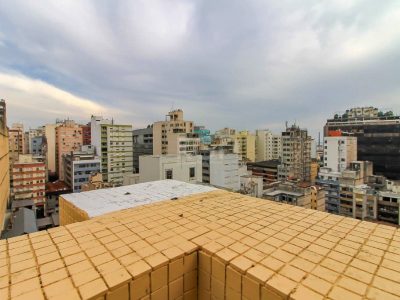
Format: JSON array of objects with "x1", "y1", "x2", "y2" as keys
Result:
[
  {"x1": 310, "y1": 185, "x2": 325, "y2": 211},
  {"x1": 194, "y1": 126, "x2": 212, "y2": 145},
  {"x1": 55, "y1": 120, "x2": 83, "y2": 180},
  {"x1": 200, "y1": 149, "x2": 240, "y2": 191},
  {"x1": 279, "y1": 125, "x2": 312, "y2": 183},
  {"x1": 31, "y1": 136, "x2": 44, "y2": 157},
  {"x1": 0, "y1": 99, "x2": 10, "y2": 231},
  {"x1": 8, "y1": 123, "x2": 25, "y2": 165},
  {"x1": 240, "y1": 175, "x2": 263, "y2": 198},
  {"x1": 233, "y1": 131, "x2": 256, "y2": 162},
  {"x1": 264, "y1": 181, "x2": 312, "y2": 209},
  {"x1": 255, "y1": 129, "x2": 282, "y2": 161},
  {"x1": 310, "y1": 159, "x2": 319, "y2": 185},
  {"x1": 44, "y1": 123, "x2": 59, "y2": 178},
  {"x1": 324, "y1": 106, "x2": 400, "y2": 179},
  {"x1": 63, "y1": 146, "x2": 101, "y2": 193},
  {"x1": 11, "y1": 154, "x2": 46, "y2": 218},
  {"x1": 91, "y1": 116, "x2": 133, "y2": 185},
  {"x1": 323, "y1": 135, "x2": 357, "y2": 172},
  {"x1": 139, "y1": 154, "x2": 202, "y2": 184},
  {"x1": 81, "y1": 124, "x2": 91, "y2": 145},
  {"x1": 247, "y1": 160, "x2": 280, "y2": 188},
  {"x1": 132, "y1": 127, "x2": 153, "y2": 173},
  {"x1": 153, "y1": 109, "x2": 195, "y2": 155}
]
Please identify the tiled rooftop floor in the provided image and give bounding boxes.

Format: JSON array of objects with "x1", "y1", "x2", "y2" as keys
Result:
[{"x1": 1, "y1": 189, "x2": 400, "y2": 299}]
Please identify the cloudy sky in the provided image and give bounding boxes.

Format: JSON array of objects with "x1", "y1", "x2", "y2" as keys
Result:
[{"x1": 1, "y1": 0, "x2": 400, "y2": 138}]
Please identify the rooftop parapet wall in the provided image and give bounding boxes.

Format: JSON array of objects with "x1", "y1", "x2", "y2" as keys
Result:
[{"x1": 1, "y1": 189, "x2": 400, "y2": 300}]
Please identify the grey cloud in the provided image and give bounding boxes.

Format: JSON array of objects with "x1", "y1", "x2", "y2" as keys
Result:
[{"x1": 1, "y1": 0, "x2": 400, "y2": 137}]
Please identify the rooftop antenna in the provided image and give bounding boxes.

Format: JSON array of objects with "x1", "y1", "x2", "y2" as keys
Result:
[{"x1": 318, "y1": 132, "x2": 321, "y2": 146}]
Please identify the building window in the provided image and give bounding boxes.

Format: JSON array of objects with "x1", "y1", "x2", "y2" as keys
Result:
[
  {"x1": 166, "y1": 170, "x2": 173, "y2": 179},
  {"x1": 190, "y1": 167, "x2": 195, "y2": 178}
]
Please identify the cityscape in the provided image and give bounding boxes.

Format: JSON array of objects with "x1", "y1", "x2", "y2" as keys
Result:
[{"x1": 1, "y1": 1, "x2": 400, "y2": 300}]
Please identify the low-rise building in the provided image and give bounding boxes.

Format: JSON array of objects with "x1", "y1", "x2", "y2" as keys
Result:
[
  {"x1": 310, "y1": 185, "x2": 326, "y2": 211},
  {"x1": 264, "y1": 181, "x2": 312, "y2": 209},
  {"x1": 247, "y1": 160, "x2": 280, "y2": 188},
  {"x1": 139, "y1": 154, "x2": 202, "y2": 184},
  {"x1": 63, "y1": 146, "x2": 101, "y2": 193},
  {"x1": 316, "y1": 167, "x2": 341, "y2": 214},
  {"x1": 81, "y1": 173, "x2": 113, "y2": 192}
]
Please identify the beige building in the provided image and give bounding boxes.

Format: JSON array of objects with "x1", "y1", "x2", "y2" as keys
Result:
[
  {"x1": 0, "y1": 100, "x2": 10, "y2": 231},
  {"x1": 255, "y1": 129, "x2": 282, "y2": 161},
  {"x1": 44, "y1": 123, "x2": 59, "y2": 177},
  {"x1": 167, "y1": 132, "x2": 200, "y2": 155},
  {"x1": 153, "y1": 109, "x2": 195, "y2": 155},
  {"x1": 279, "y1": 124, "x2": 312, "y2": 183},
  {"x1": 310, "y1": 185, "x2": 325, "y2": 211},
  {"x1": 55, "y1": 120, "x2": 83, "y2": 180},
  {"x1": 8, "y1": 123, "x2": 25, "y2": 165},
  {"x1": 81, "y1": 172, "x2": 112, "y2": 191},
  {"x1": 233, "y1": 131, "x2": 256, "y2": 162},
  {"x1": 264, "y1": 181, "x2": 312, "y2": 209},
  {"x1": 310, "y1": 159, "x2": 319, "y2": 184}
]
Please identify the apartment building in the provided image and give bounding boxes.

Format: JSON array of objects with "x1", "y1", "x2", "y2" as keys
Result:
[
  {"x1": 379, "y1": 180, "x2": 400, "y2": 225},
  {"x1": 232, "y1": 131, "x2": 256, "y2": 162},
  {"x1": 11, "y1": 154, "x2": 46, "y2": 217},
  {"x1": 91, "y1": 116, "x2": 133, "y2": 185},
  {"x1": 55, "y1": 120, "x2": 83, "y2": 180},
  {"x1": 44, "y1": 123, "x2": 59, "y2": 178},
  {"x1": 167, "y1": 132, "x2": 200, "y2": 155},
  {"x1": 279, "y1": 124, "x2": 312, "y2": 183},
  {"x1": 200, "y1": 149, "x2": 240, "y2": 191},
  {"x1": 310, "y1": 185, "x2": 326, "y2": 211},
  {"x1": 247, "y1": 160, "x2": 280, "y2": 188},
  {"x1": 0, "y1": 100, "x2": 10, "y2": 231},
  {"x1": 81, "y1": 123, "x2": 91, "y2": 145},
  {"x1": 194, "y1": 125, "x2": 212, "y2": 145},
  {"x1": 339, "y1": 161, "x2": 373, "y2": 217},
  {"x1": 8, "y1": 123, "x2": 25, "y2": 165},
  {"x1": 255, "y1": 129, "x2": 282, "y2": 161},
  {"x1": 264, "y1": 181, "x2": 312, "y2": 209},
  {"x1": 323, "y1": 135, "x2": 357, "y2": 172},
  {"x1": 63, "y1": 146, "x2": 101, "y2": 193},
  {"x1": 153, "y1": 109, "x2": 195, "y2": 155},
  {"x1": 81, "y1": 173, "x2": 113, "y2": 192},
  {"x1": 316, "y1": 167, "x2": 341, "y2": 214},
  {"x1": 324, "y1": 106, "x2": 400, "y2": 179},
  {"x1": 139, "y1": 154, "x2": 202, "y2": 184},
  {"x1": 132, "y1": 126, "x2": 153, "y2": 173}
]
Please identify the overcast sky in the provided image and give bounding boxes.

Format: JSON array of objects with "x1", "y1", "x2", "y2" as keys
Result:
[{"x1": 1, "y1": 1, "x2": 400, "y2": 138}]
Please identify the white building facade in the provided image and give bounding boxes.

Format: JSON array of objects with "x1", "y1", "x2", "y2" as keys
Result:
[
  {"x1": 255, "y1": 129, "x2": 282, "y2": 162},
  {"x1": 139, "y1": 154, "x2": 202, "y2": 184},
  {"x1": 323, "y1": 136, "x2": 357, "y2": 172}
]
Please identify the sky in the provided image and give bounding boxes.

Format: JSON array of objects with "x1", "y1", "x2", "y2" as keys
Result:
[{"x1": 1, "y1": 0, "x2": 400, "y2": 139}]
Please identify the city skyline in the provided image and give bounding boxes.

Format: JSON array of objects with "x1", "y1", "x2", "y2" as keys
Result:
[{"x1": 1, "y1": 1, "x2": 400, "y2": 138}]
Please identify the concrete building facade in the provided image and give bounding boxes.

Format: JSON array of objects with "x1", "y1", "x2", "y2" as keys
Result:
[
  {"x1": 139, "y1": 154, "x2": 202, "y2": 184},
  {"x1": 233, "y1": 131, "x2": 256, "y2": 162},
  {"x1": 279, "y1": 125, "x2": 312, "y2": 183},
  {"x1": 247, "y1": 160, "x2": 280, "y2": 189},
  {"x1": 91, "y1": 116, "x2": 133, "y2": 185},
  {"x1": 8, "y1": 123, "x2": 25, "y2": 166},
  {"x1": 11, "y1": 154, "x2": 46, "y2": 217},
  {"x1": 132, "y1": 127, "x2": 153, "y2": 173},
  {"x1": 55, "y1": 120, "x2": 83, "y2": 180},
  {"x1": 63, "y1": 146, "x2": 101, "y2": 193},
  {"x1": 255, "y1": 129, "x2": 282, "y2": 162},
  {"x1": 0, "y1": 100, "x2": 10, "y2": 231},
  {"x1": 324, "y1": 106, "x2": 400, "y2": 179},
  {"x1": 323, "y1": 136, "x2": 357, "y2": 172},
  {"x1": 153, "y1": 109, "x2": 194, "y2": 155},
  {"x1": 44, "y1": 123, "x2": 58, "y2": 177},
  {"x1": 200, "y1": 149, "x2": 240, "y2": 191}
]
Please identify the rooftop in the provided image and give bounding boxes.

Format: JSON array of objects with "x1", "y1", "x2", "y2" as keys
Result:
[
  {"x1": 1, "y1": 186, "x2": 400, "y2": 300},
  {"x1": 61, "y1": 180, "x2": 216, "y2": 218}
]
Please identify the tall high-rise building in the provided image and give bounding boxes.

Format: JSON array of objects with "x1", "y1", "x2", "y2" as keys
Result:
[
  {"x1": 255, "y1": 129, "x2": 282, "y2": 162},
  {"x1": 153, "y1": 109, "x2": 196, "y2": 155},
  {"x1": 132, "y1": 126, "x2": 153, "y2": 173},
  {"x1": 44, "y1": 123, "x2": 59, "y2": 178},
  {"x1": 279, "y1": 124, "x2": 312, "y2": 182},
  {"x1": 232, "y1": 131, "x2": 256, "y2": 162},
  {"x1": 0, "y1": 100, "x2": 10, "y2": 231},
  {"x1": 55, "y1": 120, "x2": 83, "y2": 180},
  {"x1": 91, "y1": 116, "x2": 133, "y2": 185},
  {"x1": 324, "y1": 107, "x2": 400, "y2": 179}
]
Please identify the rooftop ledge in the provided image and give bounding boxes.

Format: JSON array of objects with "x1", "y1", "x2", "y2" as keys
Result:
[{"x1": 1, "y1": 183, "x2": 400, "y2": 300}]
